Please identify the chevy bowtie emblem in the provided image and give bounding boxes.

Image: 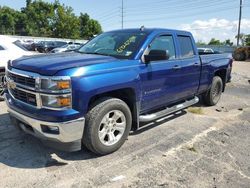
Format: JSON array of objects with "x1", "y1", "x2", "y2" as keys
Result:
[{"x1": 7, "y1": 79, "x2": 16, "y2": 90}]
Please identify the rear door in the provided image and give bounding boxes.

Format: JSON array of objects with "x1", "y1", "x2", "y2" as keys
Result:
[{"x1": 176, "y1": 35, "x2": 200, "y2": 98}]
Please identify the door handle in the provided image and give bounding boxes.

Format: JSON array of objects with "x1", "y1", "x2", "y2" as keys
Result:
[
  {"x1": 194, "y1": 62, "x2": 200, "y2": 66},
  {"x1": 172, "y1": 65, "x2": 181, "y2": 70}
]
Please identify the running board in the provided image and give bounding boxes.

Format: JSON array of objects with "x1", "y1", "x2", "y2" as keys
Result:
[{"x1": 139, "y1": 96, "x2": 199, "y2": 122}]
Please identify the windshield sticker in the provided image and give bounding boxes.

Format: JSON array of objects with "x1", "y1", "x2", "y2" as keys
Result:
[{"x1": 116, "y1": 36, "x2": 136, "y2": 53}]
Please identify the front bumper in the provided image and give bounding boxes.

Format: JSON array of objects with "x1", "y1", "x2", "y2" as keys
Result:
[{"x1": 6, "y1": 94, "x2": 85, "y2": 151}]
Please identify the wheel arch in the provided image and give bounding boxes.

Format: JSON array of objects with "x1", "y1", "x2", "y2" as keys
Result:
[
  {"x1": 214, "y1": 69, "x2": 227, "y2": 92},
  {"x1": 88, "y1": 88, "x2": 139, "y2": 131}
]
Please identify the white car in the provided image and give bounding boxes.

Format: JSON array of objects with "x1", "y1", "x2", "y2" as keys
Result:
[
  {"x1": 50, "y1": 43, "x2": 82, "y2": 53},
  {"x1": 198, "y1": 48, "x2": 214, "y2": 54},
  {"x1": 0, "y1": 36, "x2": 34, "y2": 98}
]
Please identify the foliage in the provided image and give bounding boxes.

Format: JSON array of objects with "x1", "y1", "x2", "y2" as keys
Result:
[
  {"x1": 79, "y1": 13, "x2": 102, "y2": 39},
  {"x1": 0, "y1": 0, "x2": 102, "y2": 39},
  {"x1": 235, "y1": 33, "x2": 250, "y2": 46},
  {"x1": 0, "y1": 6, "x2": 16, "y2": 35},
  {"x1": 52, "y1": 4, "x2": 80, "y2": 39},
  {"x1": 223, "y1": 39, "x2": 233, "y2": 46},
  {"x1": 208, "y1": 38, "x2": 221, "y2": 45},
  {"x1": 196, "y1": 40, "x2": 206, "y2": 46},
  {"x1": 207, "y1": 38, "x2": 234, "y2": 46},
  {"x1": 244, "y1": 34, "x2": 250, "y2": 46},
  {"x1": 235, "y1": 33, "x2": 245, "y2": 46}
]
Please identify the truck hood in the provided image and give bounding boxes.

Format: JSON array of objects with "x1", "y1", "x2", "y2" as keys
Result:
[{"x1": 10, "y1": 52, "x2": 118, "y2": 76}]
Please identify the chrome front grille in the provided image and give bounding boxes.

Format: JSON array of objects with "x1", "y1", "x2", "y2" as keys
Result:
[
  {"x1": 6, "y1": 68, "x2": 72, "y2": 110},
  {"x1": 9, "y1": 87, "x2": 37, "y2": 106},
  {"x1": 8, "y1": 72, "x2": 36, "y2": 88},
  {"x1": 7, "y1": 68, "x2": 40, "y2": 108}
]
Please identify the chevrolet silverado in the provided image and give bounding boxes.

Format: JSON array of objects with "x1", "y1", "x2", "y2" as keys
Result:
[{"x1": 4, "y1": 28, "x2": 233, "y2": 155}]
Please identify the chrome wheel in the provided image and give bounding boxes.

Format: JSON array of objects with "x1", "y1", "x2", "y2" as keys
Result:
[{"x1": 98, "y1": 110, "x2": 126, "y2": 146}]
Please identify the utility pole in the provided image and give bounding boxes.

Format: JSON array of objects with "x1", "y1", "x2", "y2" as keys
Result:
[
  {"x1": 237, "y1": 0, "x2": 242, "y2": 46},
  {"x1": 121, "y1": 0, "x2": 124, "y2": 29}
]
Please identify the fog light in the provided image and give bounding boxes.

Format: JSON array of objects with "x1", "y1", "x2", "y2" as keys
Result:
[{"x1": 41, "y1": 125, "x2": 59, "y2": 135}]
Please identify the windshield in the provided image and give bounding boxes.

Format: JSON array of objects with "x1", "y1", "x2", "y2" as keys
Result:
[
  {"x1": 13, "y1": 41, "x2": 28, "y2": 51},
  {"x1": 78, "y1": 31, "x2": 147, "y2": 59},
  {"x1": 61, "y1": 44, "x2": 69, "y2": 48}
]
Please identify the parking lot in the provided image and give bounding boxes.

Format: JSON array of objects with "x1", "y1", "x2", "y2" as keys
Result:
[{"x1": 0, "y1": 61, "x2": 250, "y2": 188}]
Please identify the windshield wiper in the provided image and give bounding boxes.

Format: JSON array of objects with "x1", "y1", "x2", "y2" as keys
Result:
[{"x1": 77, "y1": 51, "x2": 115, "y2": 57}]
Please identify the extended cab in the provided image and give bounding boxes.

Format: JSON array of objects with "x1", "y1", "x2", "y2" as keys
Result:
[{"x1": 4, "y1": 28, "x2": 233, "y2": 155}]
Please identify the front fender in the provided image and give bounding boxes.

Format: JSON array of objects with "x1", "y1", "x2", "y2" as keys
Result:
[{"x1": 71, "y1": 69, "x2": 141, "y2": 115}]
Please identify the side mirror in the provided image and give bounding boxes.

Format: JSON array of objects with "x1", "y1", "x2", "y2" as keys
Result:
[{"x1": 144, "y1": 50, "x2": 169, "y2": 63}]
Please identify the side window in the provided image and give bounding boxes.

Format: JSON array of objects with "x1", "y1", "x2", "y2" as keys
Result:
[
  {"x1": 149, "y1": 35, "x2": 176, "y2": 60},
  {"x1": 0, "y1": 45, "x2": 5, "y2": 50},
  {"x1": 178, "y1": 36, "x2": 195, "y2": 58}
]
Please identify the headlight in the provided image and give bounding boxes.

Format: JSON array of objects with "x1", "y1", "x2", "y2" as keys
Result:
[
  {"x1": 40, "y1": 77, "x2": 72, "y2": 110},
  {"x1": 41, "y1": 77, "x2": 71, "y2": 92},
  {"x1": 41, "y1": 94, "x2": 71, "y2": 109}
]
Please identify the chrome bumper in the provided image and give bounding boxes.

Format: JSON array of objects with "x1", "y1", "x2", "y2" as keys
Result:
[{"x1": 6, "y1": 100, "x2": 85, "y2": 144}]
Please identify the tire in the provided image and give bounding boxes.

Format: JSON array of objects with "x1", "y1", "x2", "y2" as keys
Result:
[
  {"x1": 0, "y1": 72, "x2": 5, "y2": 101},
  {"x1": 203, "y1": 76, "x2": 223, "y2": 106},
  {"x1": 233, "y1": 51, "x2": 246, "y2": 61},
  {"x1": 83, "y1": 97, "x2": 132, "y2": 155}
]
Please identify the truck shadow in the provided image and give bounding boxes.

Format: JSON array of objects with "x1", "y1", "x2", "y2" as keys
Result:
[
  {"x1": 0, "y1": 107, "x2": 193, "y2": 169},
  {"x1": 0, "y1": 112, "x2": 98, "y2": 169},
  {"x1": 131, "y1": 110, "x2": 187, "y2": 135}
]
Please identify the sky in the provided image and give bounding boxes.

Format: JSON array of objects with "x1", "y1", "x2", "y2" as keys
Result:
[{"x1": 1, "y1": 0, "x2": 250, "y2": 43}]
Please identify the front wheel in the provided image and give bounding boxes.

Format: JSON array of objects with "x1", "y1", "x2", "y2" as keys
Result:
[
  {"x1": 203, "y1": 76, "x2": 223, "y2": 106},
  {"x1": 83, "y1": 98, "x2": 132, "y2": 155},
  {"x1": 0, "y1": 72, "x2": 5, "y2": 101}
]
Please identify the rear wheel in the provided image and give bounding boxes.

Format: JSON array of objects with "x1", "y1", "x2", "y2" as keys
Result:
[
  {"x1": 83, "y1": 97, "x2": 132, "y2": 155},
  {"x1": 203, "y1": 76, "x2": 223, "y2": 106}
]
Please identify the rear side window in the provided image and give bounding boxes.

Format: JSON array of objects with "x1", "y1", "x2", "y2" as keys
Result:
[
  {"x1": 149, "y1": 35, "x2": 176, "y2": 60},
  {"x1": 0, "y1": 45, "x2": 5, "y2": 50},
  {"x1": 178, "y1": 36, "x2": 195, "y2": 58}
]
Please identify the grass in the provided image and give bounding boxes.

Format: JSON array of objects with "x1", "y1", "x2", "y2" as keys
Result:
[{"x1": 187, "y1": 107, "x2": 204, "y2": 115}]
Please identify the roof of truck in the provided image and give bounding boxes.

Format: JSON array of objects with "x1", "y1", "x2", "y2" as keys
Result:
[{"x1": 107, "y1": 28, "x2": 192, "y2": 35}]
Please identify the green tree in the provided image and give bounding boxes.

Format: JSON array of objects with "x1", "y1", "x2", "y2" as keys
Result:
[
  {"x1": 245, "y1": 34, "x2": 250, "y2": 46},
  {"x1": 208, "y1": 38, "x2": 222, "y2": 45},
  {"x1": 235, "y1": 33, "x2": 245, "y2": 46},
  {"x1": 196, "y1": 40, "x2": 206, "y2": 45},
  {"x1": 79, "y1": 13, "x2": 102, "y2": 39},
  {"x1": 0, "y1": 1, "x2": 102, "y2": 39},
  {"x1": 22, "y1": 0, "x2": 55, "y2": 36},
  {"x1": 26, "y1": 0, "x2": 32, "y2": 7},
  {"x1": 223, "y1": 39, "x2": 233, "y2": 46},
  {"x1": 0, "y1": 6, "x2": 17, "y2": 34},
  {"x1": 52, "y1": 4, "x2": 80, "y2": 39}
]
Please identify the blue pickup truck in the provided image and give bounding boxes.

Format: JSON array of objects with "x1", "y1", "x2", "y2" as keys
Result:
[{"x1": 4, "y1": 28, "x2": 233, "y2": 155}]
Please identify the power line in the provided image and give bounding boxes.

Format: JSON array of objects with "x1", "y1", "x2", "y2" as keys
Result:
[
  {"x1": 123, "y1": 5, "x2": 247, "y2": 23},
  {"x1": 125, "y1": 0, "x2": 235, "y2": 16},
  {"x1": 125, "y1": 2, "x2": 236, "y2": 19},
  {"x1": 99, "y1": 0, "x2": 237, "y2": 27}
]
